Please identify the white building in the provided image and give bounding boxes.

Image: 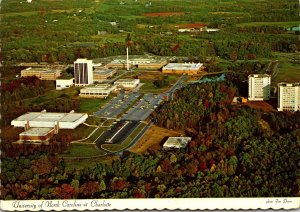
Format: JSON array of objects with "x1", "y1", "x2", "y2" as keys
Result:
[
  {"x1": 74, "y1": 58, "x2": 93, "y2": 86},
  {"x1": 56, "y1": 78, "x2": 74, "y2": 90},
  {"x1": 114, "y1": 79, "x2": 140, "y2": 89},
  {"x1": 162, "y1": 63, "x2": 204, "y2": 75},
  {"x1": 163, "y1": 137, "x2": 192, "y2": 150},
  {"x1": 79, "y1": 84, "x2": 117, "y2": 98},
  {"x1": 248, "y1": 74, "x2": 271, "y2": 101},
  {"x1": 277, "y1": 83, "x2": 300, "y2": 112},
  {"x1": 11, "y1": 112, "x2": 88, "y2": 130}
]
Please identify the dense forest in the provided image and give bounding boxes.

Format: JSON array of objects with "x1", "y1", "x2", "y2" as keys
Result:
[{"x1": 1, "y1": 81, "x2": 299, "y2": 199}]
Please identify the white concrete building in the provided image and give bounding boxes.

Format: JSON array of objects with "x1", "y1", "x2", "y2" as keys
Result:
[
  {"x1": 74, "y1": 58, "x2": 93, "y2": 86},
  {"x1": 163, "y1": 137, "x2": 192, "y2": 150},
  {"x1": 277, "y1": 83, "x2": 300, "y2": 112},
  {"x1": 248, "y1": 74, "x2": 271, "y2": 101},
  {"x1": 162, "y1": 63, "x2": 204, "y2": 75},
  {"x1": 114, "y1": 79, "x2": 140, "y2": 89},
  {"x1": 79, "y1": 84, "x2": 117, "y2": 98},
  {"x1": 56, "y1": 78, "x2": 74, "y2": 90},
  {"x1": 11, "y1": 112, "x2": 88, "y2": 130}
]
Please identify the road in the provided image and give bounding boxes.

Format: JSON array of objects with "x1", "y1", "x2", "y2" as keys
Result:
[{"x1": 165, "y1": 74, "x2": 187, "y2": 101}]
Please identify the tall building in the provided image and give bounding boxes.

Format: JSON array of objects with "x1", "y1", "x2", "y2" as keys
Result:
[
  {"x1": 277, "y1": 83, "x2": 300, "y2": 112},
  {"x1": 248, "y1": 74, "x2": 271, "y2": 101},
  {"x1": 74, "y1": 58, "x2": 93, "y2": 86}
]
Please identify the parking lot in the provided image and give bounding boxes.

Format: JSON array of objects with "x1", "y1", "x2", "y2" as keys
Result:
[
  {"x1": 94, "y1": 92, "x2": 141, "y2": 118},
  {"x1": 122, "y1": 93, "x2": 164, "y2": 121}
]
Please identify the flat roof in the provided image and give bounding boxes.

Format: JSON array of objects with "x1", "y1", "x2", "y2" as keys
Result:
[
  {"x1": 20, "y1": 127, "x2": 54, "y2": 136},
  {"x1": 93, "y1": 69, "x2": 115, "y2": 74},
  {"x1": 164, "y1": 137, "x2": 192, "y2": 148},
  {"x1": 115, "y1": 79, "x2": 139, "y2": 83},
  {"x1": 81, "y1": 84, "x2": 116, "y2": 91},
  {"x1": 163, "y1": 63, "x2": 203, "y2": 70},
  {"x1": 249, "y1": 74, "x2": 271, "y2": 78},
  {"x1": 13, "y1": 112, "x2": 87, "y2": 123},
  {"x1": 278, "y1": 82, "x2": 300, "y2": 87}
]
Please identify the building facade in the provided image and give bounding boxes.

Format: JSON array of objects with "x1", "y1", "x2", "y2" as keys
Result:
[
  {"x1": 74, "y1": 58, "x2": 93, "y2": 86},
  {"x1": 21, "y1": 67, "x2": 61, "y2": 80},
  {"x1": 114, "y1": 79, "x2": 140, "y2": 89},
  {"x1": 56, "y1": 78, "x2": 74, "y2": 90},
  {"x1": 162, "y1": 63, "x2": 204, "y2": 75},
  {"x1": 248, "y1": 74, "x2": 271, "y2": 101},
  {"x1": 79, "y1": 84, "x2": 117, "y2": 98},
  {"x1": 277, "y1": 83, "x2": 300, "y2": 112}
]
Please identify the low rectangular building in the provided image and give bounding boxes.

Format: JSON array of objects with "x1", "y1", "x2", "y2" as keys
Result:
[
  {"x1": 106, "y1": 58, "x2": 167, "y2": 70},
  {"x1": 21, "y1": 67, "x2": 61, "y2": 80},
  {"x1": 93, "y1": 69, "x2": 117, "y2": 82},
  {"x1": 80, "y1": 84, "x2": 117, "y2": 98},
  {"x1": 11, "y1": 112, "x2": 88, "y2": 130},
  {"x1": 277, "y1": 83, "x2": 300, "y2": 112},
  {"x1": 162, "y1": 63, "x2": 204, "y2": 75},
  {"x1": 163, "y1": 137, "x2": 192, "y2": 150},
  {"x1": 56, "y1": 78, "x2": 74, "y2": 90},
  {"x1": 19, "y1": 127, "x2": 55, "y2": 142},
  {"x1": 114, "y1": 79, "x2": 140, "y2": 89}
]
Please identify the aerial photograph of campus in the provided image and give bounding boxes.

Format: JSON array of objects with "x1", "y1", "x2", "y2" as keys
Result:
[{"x1": 0, "y1": 0, "x2": 299, "y2": 202}]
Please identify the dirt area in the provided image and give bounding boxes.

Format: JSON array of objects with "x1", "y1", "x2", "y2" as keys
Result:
[
  {"x1": 129, "y1": 125, "x2": 182, "y2": 154},
  {"x1": 144, "y1": 12, "x2": 184, "y2": 17},
  {"x1": 175, "y1": 23, "x2": 207, "y2": 28},
  {"x1": 245, "y1": 100, "x2": 276, "y2": 112},
  {"x1": 1, "y1": 126, "x2": 24, "y2": 141}
]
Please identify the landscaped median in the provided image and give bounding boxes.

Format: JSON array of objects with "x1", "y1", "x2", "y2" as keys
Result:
[{"x1": 101, "y1": 122, "x2": 148, "y2": 153}]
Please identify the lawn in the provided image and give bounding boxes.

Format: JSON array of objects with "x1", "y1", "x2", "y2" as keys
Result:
[
  {"x1": 61, "y1": 143, "x2": 106, "y2": 158},
  {"x1": 140, "y1": 74, "x2": 181, "y2": 93},
  {"x1": 23, "y1": 87, "x2": 79, "y2": 106},
  {"x1": 101, "y1": 122, "x2": 147, "y2": 152},
  {"x1": 78, "y1": 96, "x2": 113, "y2": 113},
  {"x1": 272, "y1": 62, "x2": 300, "y2": 84},
  {"x1": 86, "y1": 127, "x2": 108, "y2": 143}
]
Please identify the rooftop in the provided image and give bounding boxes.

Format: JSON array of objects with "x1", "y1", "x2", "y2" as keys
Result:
[
  {"x1": 249, "y1": 74, "x2": 271, "y2": 78},
  {"x1": 93, "y1": 69, "x2": 115, "y2": 74},
  {"x1": 81, "y1": 84, "x2": 116, "y2": 90},
  {"x1": 20, "y1": 127, "x2": 54, "y2": 136},
  {"x1": 278, "y1": 82, "x2": 300, "y2": 87},
  {"x1": 163, "y1": 137, "x2": 192, "y2": 149},
  {"x1": 12, "y1": 112, "x2": 87, "y2": 123},
  {"x1": 115, "y1": 79, "x2": 140, "y2": 83},
  {"x1": 163, "y1": 63, "x2": 203, "y2": 70}
]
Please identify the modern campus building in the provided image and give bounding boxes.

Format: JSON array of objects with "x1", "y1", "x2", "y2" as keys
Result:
[
  {"x1": 248, "y1": 74, "x2": 271, "y2": 101},
  {"x1": 93, "y1": 69, "x2": 117, "y2": 82},
  {"x1": 11, "y1": 111, "x2": 88, "y2": 142},
  {"x1": 79, "y1": 84, "x2": 117, "y2": 98},
  {"x1": 56, "y1": 78, "x2": 74, "y2": 90},
  {"x1": 106, "y1": 58, "x2": 167, "y2": 70},
  {"x1": 114, "y1": 79, "x2": 140, "y2": 89},
  {"x1": 277, "y1": 83, "x2": 300, "y2": 112},
  {"x1": 21, "y1": 67, "x2": 62, "y2": 80},
  {"x1": 74, "y1": 58, "x2": 93, "y2": 86},
  {"x1": 162, "y1": 63, "x2": 204, "y2": 75},
  {"x1": 163, "y1": 137, "x2": 192, "y2": 150}
]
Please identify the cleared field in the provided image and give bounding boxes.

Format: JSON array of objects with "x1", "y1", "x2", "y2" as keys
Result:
[
  {"x1": 236, "y1": 21, "x2": 299, "y2": 28},
  {"x1": 62, "y1": 143, "x2": 106, "y2": 157},
  {"x1": 129, "y1": 124, "x2": 182, "y2": 154},
  {"x1": 273, "y1": 62, "x2": 300, "y2": 84}
]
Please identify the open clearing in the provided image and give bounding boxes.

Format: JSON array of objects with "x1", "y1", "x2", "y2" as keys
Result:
[{"x1": 129, "y1": 124, "x2": 182, "y2": 154}]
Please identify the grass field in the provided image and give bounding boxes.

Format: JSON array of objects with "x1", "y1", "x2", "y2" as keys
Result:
[
  {"x1": 85, "y1": 127, "x2": 107, "y2": 143},
  {"x1": 272, "y1": 62, "x2": 300, "y2": 84},
  {"x1": 236, "y1": 21, "x2": 299, "y2": 28},
  {"x1": 129, "y1": 124, "x2": 182, "y2": 154},
  {"x1": 78, "y1": 96, "x2": 113, "y2": 113},
  {"x1": 62, "y1": 143, "x2": 106, "y2": 158}
]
